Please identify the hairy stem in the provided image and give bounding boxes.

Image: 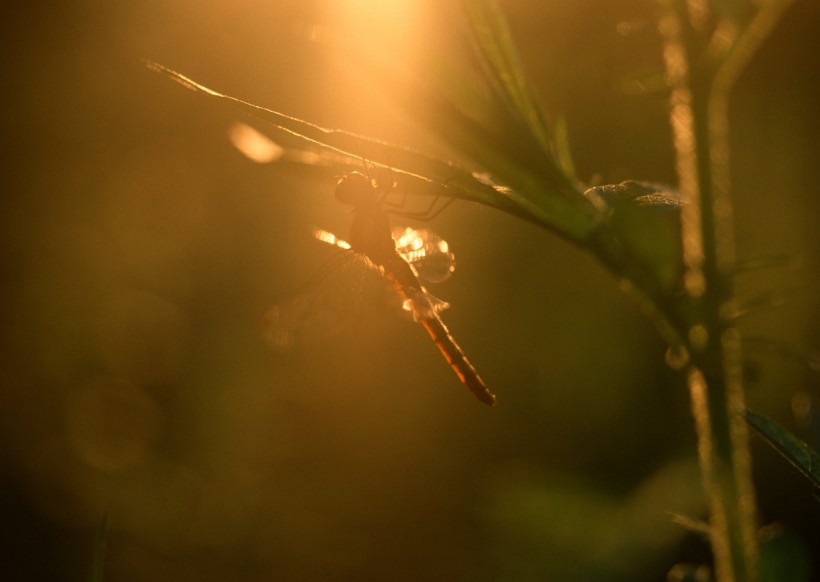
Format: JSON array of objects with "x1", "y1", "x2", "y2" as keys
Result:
[{"x1": 655, "y1": 0, "x2": 796, "y2": 578}]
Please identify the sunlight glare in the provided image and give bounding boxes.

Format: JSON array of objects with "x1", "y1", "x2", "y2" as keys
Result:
[
  {"x1": 394, "y1": 227, "x2": 424, "y2": 253},
  {"x1": 330, "y1": 0, "x2": 421, "y2": 53},
  {"x1": 228, "y1": 122, "x2": 284, "y2": 164},
  {"x1": 312, "y1": 227, "x2": 352, "y2": 250}
]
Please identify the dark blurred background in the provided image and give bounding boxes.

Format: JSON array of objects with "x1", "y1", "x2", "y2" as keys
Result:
[{"x1": 1, "y1": 1, "x2": 818, "y2": 580}]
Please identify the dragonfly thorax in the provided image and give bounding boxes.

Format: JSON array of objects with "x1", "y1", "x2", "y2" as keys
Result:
[{"x1": 335, "y1": 172, "x2": 378, "y2": 208}]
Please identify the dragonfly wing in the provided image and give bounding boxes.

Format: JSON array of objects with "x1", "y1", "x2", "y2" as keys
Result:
[
  {"x1": 263, "y1": 252, "x2": 379, "y2": 350},
  {"x1": 264, "y1": 233, "x2": 417, "y2": 350},
  {"x1": 263, "y1": 279, "x2": 352, "y2": 351},
  {"x1": 263, "y1": 298, "x2": 309, "y2": 350},
  {"x1": 400, "y1": 287, "x2": 450, "y2": 321},
  {"x1": 312, "y1": 227, "x2": 352, "y2": 250},
  {"x1": 392, "y1": 226, "x2": 455, "y2": 284}
]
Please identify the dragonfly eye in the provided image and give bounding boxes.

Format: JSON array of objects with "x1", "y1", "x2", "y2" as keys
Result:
[{"x1": 335, "y1": 172, "x2": 375, "y2": 207}]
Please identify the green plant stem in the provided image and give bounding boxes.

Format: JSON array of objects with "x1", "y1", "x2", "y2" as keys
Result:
[{"x1": 656, "y1": 1, "x2": 777, "y2": 579}]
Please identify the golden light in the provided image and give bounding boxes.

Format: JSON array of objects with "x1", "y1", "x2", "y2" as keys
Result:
[
  {"x1": 311, "y1": 226, "x2": 351, "y2": 250},
  {"x1": 318, "y1": 0, "x2": 428, "y2": 143},
  {"x1": 328, "y1": 0, "x2": 422, "y2": 54},
  {"x1": 228, "y1": 122, "x2": 284, "y2": 164}
]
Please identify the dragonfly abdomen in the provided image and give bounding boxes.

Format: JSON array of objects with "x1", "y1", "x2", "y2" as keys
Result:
[
  {"x1": 383, "y1": 269, "x2": 496, "y2": 407},
  {"x1": 419, "y1": 314, "x2": 496, "y2": 406}
]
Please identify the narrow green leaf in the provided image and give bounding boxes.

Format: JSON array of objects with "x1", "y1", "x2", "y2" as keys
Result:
[
  {"x1": 146, "y1": 61, "x2": 602, "y2": 238},
  {"x1": 586, "y1": 181, "x2": 684, "y2": 291},
  {"x1": 461, "y1": 0, "x2": 553, "y2": 156},
  {"x1": 551, "y1": 115, "x2": 577, "y2": 184},
  {"x1": 146, "y1": 63, "x2": 517, "y2": 209},
  {"x1": 586, "y1": 180, "x2": 684, "y2": 211},
  {"x1": 457, "y1": 1, "x2": 606, "y2": 239},
  {"x1": 744, "y1": 409, "x2": 820, "y2": 490}
]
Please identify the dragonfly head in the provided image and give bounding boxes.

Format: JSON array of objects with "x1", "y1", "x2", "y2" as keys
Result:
[{"x1": 335, "y1": 172, "x2": 376, "y2": 208}]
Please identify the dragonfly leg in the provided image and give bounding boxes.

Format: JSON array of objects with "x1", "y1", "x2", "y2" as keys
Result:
[{"x1": 391, "y1": 192, "x2": 456, "y2": 222}]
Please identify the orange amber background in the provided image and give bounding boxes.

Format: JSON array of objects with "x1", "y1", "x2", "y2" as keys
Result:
[{"x1": 1, "y1": 1, "x2": 818, "y2": 580}]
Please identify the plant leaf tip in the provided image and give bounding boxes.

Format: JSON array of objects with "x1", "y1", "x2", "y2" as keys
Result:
[{"x1": 143, "y1": 60, "x2": 215, "y2": 96}]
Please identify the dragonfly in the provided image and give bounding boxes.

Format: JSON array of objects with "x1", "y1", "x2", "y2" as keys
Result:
[{"x1": 268, "y1": 169, "x2": 497, "y2": 406}]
